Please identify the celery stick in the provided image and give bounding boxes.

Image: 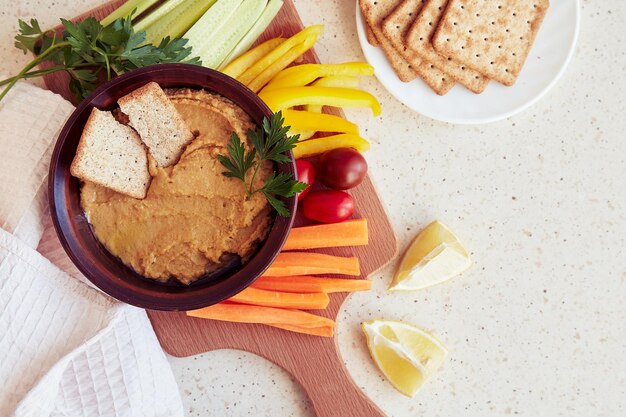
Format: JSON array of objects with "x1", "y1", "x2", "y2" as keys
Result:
[
  {"x1": 101, "y1": 0, "x2": 159, "y2": 26},
  {"x1": 219, "y1": 0, "x2": 283, "y2": 69},
  {"x1": 188, "y1": 0, "x2": 267, "y2": 69},
  {"x1": 136, "y1": 0, "x2": 217, "y2": 45}
]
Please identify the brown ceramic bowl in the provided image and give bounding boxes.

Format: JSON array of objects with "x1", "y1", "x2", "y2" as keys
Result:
[{"x1": 49, "y1": 64, "x2": 296, "y2": 311}]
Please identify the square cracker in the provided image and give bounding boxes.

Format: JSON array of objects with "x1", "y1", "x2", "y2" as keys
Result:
[
  {"x1": 118, "y1": 82, "x2": 194, "y2": 167},
  {"x1": 70, "y1": 108, "x2": 151, "y2": 199},
  {"x1": 432, "y1": 0, "x2": 550, "y2": 86},
  {"x1": 381, "y1": 0, "x2": 455, "y2": 95},
  {"x1": 365, "y1": 22, "x2": 380, "y2": 46},
  {"x1": 405, "y1": 0, "x2": 489, "y2": 93},
  {"x1": 359, "y1": 0, "x2": 418, "y2": 83}
]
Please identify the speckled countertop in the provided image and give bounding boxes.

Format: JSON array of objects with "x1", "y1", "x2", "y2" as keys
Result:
[{"x1": 2, "y1": 1, "x2": 625, "y2": 416}]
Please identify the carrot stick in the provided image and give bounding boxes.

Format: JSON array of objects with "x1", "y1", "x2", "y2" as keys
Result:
[
  {"x1": 263, "y1": 252, "x2": 361, "y2": 277},
  {"x1": 187, "y1": 302, "x2": 334, "y2": 329},
  {"x1": 283, "y1": 219, "x2": 369, "y2": 250},
  {"x1": 228, "y1": 287, "x2": 329, "y2": 310},
  {"x1": 269, "y1": 322, "x2": 334, "y2": 337},
  {"x1": 251, "y1": 276, "x2": 372, "y2": 293}
]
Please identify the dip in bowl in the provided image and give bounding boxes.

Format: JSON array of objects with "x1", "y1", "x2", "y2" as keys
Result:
[{"x1": 49, "y1": 64, "x2": 296, "y2": 310}]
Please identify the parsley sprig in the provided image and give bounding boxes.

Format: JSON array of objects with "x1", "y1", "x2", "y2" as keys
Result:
[
  {"x1": 0, "y1": 15, "x2": 200, "y2": 102},
  {"x1": 217, "y1": 111, "x2": 308, "y2": 217}
]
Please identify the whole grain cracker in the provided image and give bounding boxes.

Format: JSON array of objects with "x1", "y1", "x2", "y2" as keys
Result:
[
  {"x1": 432, "y1": 0, "x2": 549, "y2": 86},
  {"x1": 118, "y1": 82, "x2": 194, "y2": 167},
  {"x1": 70, "y1": 108, "x2": 151, "y2": 199},
  {"x1": 359, "y1": 0, "x2": 418, "y2": 83},
  {"x1": 405, "y1": 0, "x2": 489, "y2": 93},
  {"x1": 381, "y1": 0, "x2": 455, "y2": 95}
]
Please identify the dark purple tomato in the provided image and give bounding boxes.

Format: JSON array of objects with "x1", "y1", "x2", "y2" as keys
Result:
[
  {"x1": 302, "y1": 190, "x2": 355, "y2": 223},
  {"x1": 319, "y1": 148, "x2": 368, "y2": 190},
  {"x1": 295, "y1": 159, "x2": 315, "y2": 201}
]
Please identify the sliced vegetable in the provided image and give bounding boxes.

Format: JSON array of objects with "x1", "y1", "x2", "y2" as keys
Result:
[
  {"x1": 136, "y1": 0, "x2": 217, "y2": 45},
  {"x1": 237, "y1": 24, "x2": 324, "y2": 86},
  {"x1": 220, "y1": 0, "x2": 284, "y2": 68},
  {"x1": 187, "y1": 302, "x2": 335, "y2": 337},
  {"x1": 269, "y1": 322, "x2": 334, "y2": 337},
  {"x1": 228, "y1": 287, "x2": 329, "y2": 309},
  {"x1": 259, "y1": 87, "x2": 381, "y2": 116},
  {"x1": 295, "y1": 159, "x2": 315, "y2": 201},
  {"x1": 319, "y1": 147, "x2": 368, "y2": 190},
  {"x1": 311, "y1": 75, "x2": 361, "y2": 88},
  {"x1": 182, "y1": 0, "x2": 243, "y2": 49},
  {"x1": 305, "y1": 76, "x2": 360, "y2": 113},
  {"x1": 264, "y1": 252, "x2": 360, "y2": 276},
  {"x1": 290, "y1": 129, "x2": 316, "y2": 141},
  {"x1": 246, "y1": 35, "x2": 317, "y2": 93},
  {"x1": 293, "y1": 134, "x2": 370, "y2": 159},
  {"x1": 283, "y1": 219, "x2": 368, "y2": 250},
  {"x1": 305, "y1": 104, "x2": 323, "y2": 114},
  {"x1": 302, "y1": 190, "x2": 355, "y2": 223},
  {"x1": 186, "y1": 0, "x2": 267, "y2": 69},
  {"x1": 221, "y1": 37, "x2": 284, "y2": 78},
  {"x1": 264, "y1": 62, "x2": 374, "y2": 91},
  {"x1": 283, "y1": 109, "x2": 359, "y2": 135},
  {"x1": 100, "y1": 0, "x2": 159, "y2": 27},
  {"x1": 252, "y1": 275, "x2": 372, "y2": 293}
]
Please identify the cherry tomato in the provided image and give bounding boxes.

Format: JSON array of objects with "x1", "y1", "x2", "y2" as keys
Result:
[
  {"x1": 319, "y1": 148, "x2": 368, "y2": 190},
  {"x1": 302, "y1": 190, "x2": 354, "y2": 223},
  {"x1": 295, "y1": 159, "x2": 315, "y2": 201}
]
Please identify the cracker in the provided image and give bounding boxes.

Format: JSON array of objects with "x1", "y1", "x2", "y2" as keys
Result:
[
  {"x1": 359, "y1": 0, "x2": 418, "y2": 83},
  {"x1": 432, "y1": 0, "x2": 550, "y2": 86},
  {"x1": 405, "y1": 0, "x2": 489, "y2": 93},
  {"x1": 118, "y1": 82, "x2": 195, "y2": 167},
  {"x1": 365, "y1": 22, "x2": 380, "y2": 46},
  {"x1": 381, "y1": 0, "x2": 455, "y2": 95},
  {"x1": 70, "y1": 108, "x2": 151, "y2": 199}
]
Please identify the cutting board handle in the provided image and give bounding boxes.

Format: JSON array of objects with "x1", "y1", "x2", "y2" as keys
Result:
[{"x1": 290, "y1": 338, "x2": 386, "y2": 417}]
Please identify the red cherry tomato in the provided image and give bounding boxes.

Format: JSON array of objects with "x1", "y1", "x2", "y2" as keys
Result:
[
  {"x1": 295, "y1": 159, "x2": 315, "y2": 201},
  {"x1": 302, "y1": 190, "x2": 354, "y2": 223},
  {"x1": 319, "y1": 148, "x2": 368, "y2": 190}
]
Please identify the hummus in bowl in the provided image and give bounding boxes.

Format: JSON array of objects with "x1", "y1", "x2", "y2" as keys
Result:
[
  {"x1": 48, "y1": 64, "x2": 296, "y2": 310},
  {"x1": 82, "y1": 90, "x2": 273, "y2": 284}
]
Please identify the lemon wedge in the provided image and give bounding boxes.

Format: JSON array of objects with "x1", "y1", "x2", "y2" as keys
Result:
[
  {"x1": 362, "y1": 320, "x2": 448, "y2": 397},
  {"x1": 389, "y1": 220, "x2": 471, "y2": 291}
]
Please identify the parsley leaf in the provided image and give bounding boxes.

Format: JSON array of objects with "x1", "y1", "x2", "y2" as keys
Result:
[
  {"x1": 1, "y1": 15, "x2": 201, "y2": 102},
  {"x1": 218, "y1": 111, "x2": 307, "y2": 217}
]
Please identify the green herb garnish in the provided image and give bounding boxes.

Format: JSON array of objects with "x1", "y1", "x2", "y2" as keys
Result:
[
  {"x1": 217, "y1": 111, "x2": 307, "y2": 217},
  {"x1": 0, "y1": 15, "x2": 200, "y2": 102}
]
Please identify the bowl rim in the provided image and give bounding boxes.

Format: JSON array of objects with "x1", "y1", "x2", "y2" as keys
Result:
[{"x1": 48, "y1": 63, "x2": 297, "y2": 310}]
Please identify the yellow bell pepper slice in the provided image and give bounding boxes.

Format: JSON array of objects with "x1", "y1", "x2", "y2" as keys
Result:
[
  {"x1": 290, "y1": 129, "x2": 316, "y2": 141},
  {"x1": 305, "y1": 104, "x2": 323, "y2": 113},
  {"x1": 265, "y1": 63, "x2": 374, "y2": 91},
  {"x1": 238, "y1": 25, "x2": 324, "y2": 87},
  {"x1": 247, "y1": 36, "x2": 317, "y2": 93},
  {"x1": 283, "y1": 109, "x2": 359, "y2": 135},
  {"x1": 259, "y1": 87, "x2": 381, "y2": 116},
  {"x1": 221, "y1": 37, "x2": 285, "y2": 78},
  {"x1": 312, "y1": 75, "x2": 360, "y2": 88},
  {"x1": 293, "y1": 134, "x2": 369, "y2": 159},
  {"x1": 305, "y1": 76, "x2": 360, "y2": 112}
]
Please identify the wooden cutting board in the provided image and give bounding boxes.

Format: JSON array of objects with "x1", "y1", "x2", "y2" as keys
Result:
[{"x1": 37, "y1": 1, "x2": 398, "y2": 416}]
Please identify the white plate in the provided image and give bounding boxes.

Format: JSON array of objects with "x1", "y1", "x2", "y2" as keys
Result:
[{"x1": 355, "y1": 0, "x2": 580, "y2": 124}]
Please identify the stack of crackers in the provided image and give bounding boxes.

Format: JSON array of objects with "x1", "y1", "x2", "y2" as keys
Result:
[{"x1": 359, "y1": 0, "x2": 549, "y2": 95}]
